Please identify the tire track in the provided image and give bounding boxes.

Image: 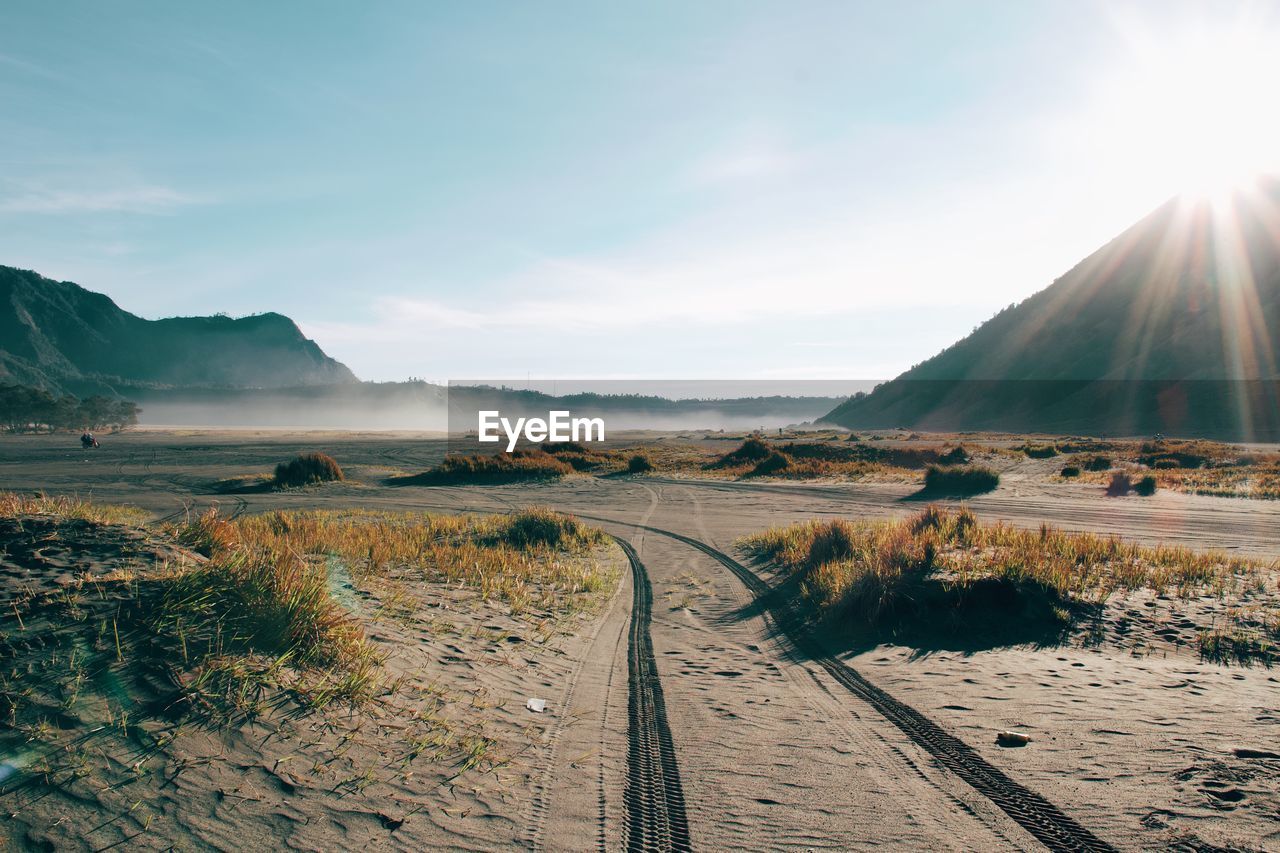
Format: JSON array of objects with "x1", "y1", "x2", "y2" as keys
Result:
[
  {"x1": 612, "y1": 535, "x2": 692, "y2": 853},
  {"x1": 595, "y1": 517, "x2": 1114, "y2": 853}
]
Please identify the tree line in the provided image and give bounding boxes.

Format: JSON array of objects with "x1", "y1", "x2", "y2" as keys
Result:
[{"x1": 0, "y1": 384, "x2": 141, "y2": 433}]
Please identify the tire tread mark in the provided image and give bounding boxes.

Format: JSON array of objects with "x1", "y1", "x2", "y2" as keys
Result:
[
  {"x1": 608, "y1": 520, "x2": 1114, "y2": 853},
  {"x1": 613, "y1": 535, "x2": 692, "y2": 853}
]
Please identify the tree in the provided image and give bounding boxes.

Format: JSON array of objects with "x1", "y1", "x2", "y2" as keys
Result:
[{"x1": 0, "y1": 384, "x2": 141, "y2": 433}]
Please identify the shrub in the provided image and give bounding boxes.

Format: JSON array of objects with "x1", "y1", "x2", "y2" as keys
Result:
[
  {"x1": 715, "y1": 437, "x2": 773, "y2": 466},
  {"x1": 1106, "y1": 472, "x2": 1133, "y2": 496},
  {"x1": 407, "y1": 450, "x2": 571, "y2": 484},
  {"x1": 1024, "y1": 444, "x2": 1059, "y2": 459},
  {"x1": 749, "y1": 451, "x2": 792, "y2": 477},
  {"x1": 162, "y1": 544, "x2": 365, "y2": 668},
  {"x1": 1135, "y1": 475, "x2": 1158, "y2": 496},
  {"x1": 627, "y1": 453, "x2": 654, "y2": 474},
  {"x1": 1084, "y1": 455, "x2": 1112, "y2": 472},
  {"x1": 1137, "y1": 440, "x2": 1217, "y2": 469},
  {"x1": 1060, "y1": 466, "x2": 1081, "y2": 478},
  {"x1": 922, "y1": 465, "x2": 999, "y2": 495},
  {"x1": 494, "y1": 506, "x2": 602, "y2": 550},
  {"x1": 274, "y1": 453, "x2": 344, "y2": 488},
  {"x1": 740, "y1": 507, "x2": 1259, "y2": 640},
  {"x1": 939, "y1": 445, "x2": 970, "y2": 464},
  {"x1": 541, "y1": 440, "x2": 591, "y2": 455}
]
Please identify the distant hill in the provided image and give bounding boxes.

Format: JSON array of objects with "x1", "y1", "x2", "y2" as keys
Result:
[
  {"x1": 127, "y1": 382, "x2": 844, "y2": 431},
  {"x1": 826, "y1": 178, "x2": 1280, "y2": 438},
  {"x1": 0, "y1": 266, "x2": 357, "y2": 394}
]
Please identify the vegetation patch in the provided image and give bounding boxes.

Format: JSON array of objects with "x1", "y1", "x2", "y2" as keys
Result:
[
  {"x1": 920, "y1": 465, "x2": 1000, "y2": 496},
  {"x1": 1106, "y1": 471, "x2": 1134, "y2": 496},
  {"x1": 711, "y1": 437, "x2": 773, "y2": 468},
  {"x1": 273, "y1": 452, "x2": 345, "y2": 488},
  {"x1": 1083, "y1": 455, "x2": 1113, "y2": 471},
  {"x1": 397, "y1": 449, "x2": 573, "y2": 484},
  {"x1": 0, "y1": 383, "x2": 141, "y2": 434},
  {"x1": 0, "y1": 491, "x2": 148, "y2": 525},
  {"x1": 706, "y1": 437, "x2": 913, "y2": 481},
  {"x1": 740, "y1": 507, "x2": 1266, "y2": 650},
  {"x1": 1023, "y1": 444, "x2": 1059, "y2": 458},
  {"x1": 1067, "y1": 439, "x2": 1280, "y2": 499},
  {"x1": 0, "y1": 495, "x2": 618, "y2": 810},
  {"x1": 627, "y1": 453, "x2": 654, "y2": 474}
]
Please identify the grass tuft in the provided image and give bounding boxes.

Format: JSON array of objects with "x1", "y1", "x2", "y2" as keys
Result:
[
  {"x1": 0, "y1": 492, "x2": 147, "y2": 525},
  {"x1": 1106, "y1": 471, "x2": 1133, "y2": 496},
  {"x1": 921, "y1": 465, "x2": 1000, "y2": 496},
  {"x1": 741, "y1": 507, "x2": 1265, "y2": 641},
  {"x1": 273, "y1": 452, "x2": 344, "y2": 488},
  {"x1": 402, "y1": 450, "x2": 572, "y2": 484},
  {"x1": 627, "y1": 453, "x2": 654, "y2": 474}
]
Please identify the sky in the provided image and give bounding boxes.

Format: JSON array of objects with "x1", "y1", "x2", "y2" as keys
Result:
[{"x1": 3, "y1": 1, "x2": 1279, "y2": 382}]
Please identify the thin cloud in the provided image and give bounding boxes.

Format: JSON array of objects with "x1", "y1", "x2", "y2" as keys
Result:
[
  {"x1": 0, "y1": 185, "x2": 202, "y2": 215},
  {"x1": 0, "y1": 52, "x2": 64, "y2": 82}
]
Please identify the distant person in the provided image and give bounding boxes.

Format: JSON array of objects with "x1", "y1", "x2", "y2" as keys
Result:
[{"x1": 81, "y1": 432, "x2": 99, "y2": 449}]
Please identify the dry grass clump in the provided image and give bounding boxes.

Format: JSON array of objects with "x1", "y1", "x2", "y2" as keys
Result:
[
  {"x1": 706, "y1": 438, "x2": 896, "y2": 481},
  {"x1": 1106, "y1": 471, "x2": 1133, "y2": 496},
  {"x1": 1023, "y1": 444, "x2": 1059, "y2": 458},
  {"x1": 713, "y1": 437, "x2": 773, "y2": 467},
  {"x1": 1198, "y1": 622, "x2": 1278, "y2": 666},
  {"x1": 539, "y1": 440, "x2": 615, "y2": 471},
  {"x1": 748, "y1": 450, "x2": 793, "y2": 477},
  {"x1": 740, "y1": 508, "x2": 1264, "y2": 637},
  {"x1": 195, "y1": 506, "x2": 612, "y2": 613},
  {"x1": 405, "y1": 450, "x2": 572, "y2": 484},
  {"x1": 488, "y1": 505, "x2": 605, "y2": 550},
  {"x1": 0, "y1": 491, "x2": 147, "y2": 525},
  {"x1": 1150, "y1": 464, "x2": 1280, "y2": 500},
  {"x1": 1082, "y1": 455, "x2": 1113, "y2": 471},
  {"x1": 273, "y1": 452, "x2": 344, "y2": 488},
  {"x1": 921, "y1": 465, "x2": 1000, "y2": 495},
  {"x1": 627, "y1": 453, "x2": 654, "y2": 474},
  {"x1": 1065, "y1": 439, "x2": 1280, "y2": 500},
  {"x1": 151, "y1": 505, "x2": 613, "y2": 712},
  {"x1": 159, "y1": 508, "x2": 379, "y2": 708},
  {"x1": 0, "y1": 497, "x2": 616, "y2": 812}
]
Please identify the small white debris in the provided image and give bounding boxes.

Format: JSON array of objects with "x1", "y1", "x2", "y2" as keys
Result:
[{"x1": 526, "y1": 698, "x2": 547, "y2": 713}]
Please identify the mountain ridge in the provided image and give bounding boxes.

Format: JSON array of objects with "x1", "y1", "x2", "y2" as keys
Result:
[
  {"x1": 0, "y1": 265, "x2": 358, "y2": 395},
  {"x1": 826, "y1": 178, "x2": 1280, "y2": 438}
]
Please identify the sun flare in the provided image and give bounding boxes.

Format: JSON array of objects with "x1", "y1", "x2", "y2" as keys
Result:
[{"x1": 1090, "y1": 18, "x2": 1280, "y2": 200}]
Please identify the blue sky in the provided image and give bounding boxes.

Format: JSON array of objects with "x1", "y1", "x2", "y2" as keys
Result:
[{"x1": 3, "y1": 1, "x2": 1278, "y2": 381}]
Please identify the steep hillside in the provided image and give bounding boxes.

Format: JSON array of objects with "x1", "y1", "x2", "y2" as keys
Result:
[
  {"x1": 827, "y1": 178, "x2": 1280, "y2": 438},
  {"x1": 0, "y1": 266, "x2": 357, "y2": 393}
]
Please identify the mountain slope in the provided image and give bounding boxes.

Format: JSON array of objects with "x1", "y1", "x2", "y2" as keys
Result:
[
  {"x1": 827, "y1": 178, "x2": 1280, "y2": 438},
  {"x1": 0, "y1": 266, "x2": 357, "y2": 393}
]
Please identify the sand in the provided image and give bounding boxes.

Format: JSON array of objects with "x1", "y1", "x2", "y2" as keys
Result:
[{"x1": 1, "y1": 430, "x2": 1277, "y2": 850}]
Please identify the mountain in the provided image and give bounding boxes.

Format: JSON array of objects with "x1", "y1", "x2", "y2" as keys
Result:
[
  {"x1": 0, "y1": 266, "x2": 357, "y2": 394},
  {"x1": 826, "y1": 178, "x2": 1280, "y2": 438}
]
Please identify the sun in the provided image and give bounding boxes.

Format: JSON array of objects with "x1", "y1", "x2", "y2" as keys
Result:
[{"x1": 1081, "y1": 15, "x2": 1280, "y2": 200}]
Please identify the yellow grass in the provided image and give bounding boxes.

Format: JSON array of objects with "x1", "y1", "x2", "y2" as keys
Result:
[
  {"x1": 0, "y1": 491, "x2": 148, "y2": 525},
  {"x1": 741, "y1": 506, "x2": 1266, "y2": 622}
]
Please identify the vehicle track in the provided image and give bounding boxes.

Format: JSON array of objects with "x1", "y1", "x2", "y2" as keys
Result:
[
  {"x1": 595, "y1": 517, "x2": 1115, "y2": 853},
  {"x1": 612, "y1": 535, "x2": 692, "y2": 853}
]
